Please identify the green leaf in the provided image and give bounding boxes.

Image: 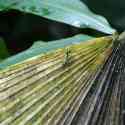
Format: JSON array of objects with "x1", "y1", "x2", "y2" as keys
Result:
[
  {"x1": 0, "y1": 0, "x2": 116, "y2": 34},
  {"x1": 0, "y1": 34, "x2": 93, "y2": 70},
  {"x1": 0, "y1": 38, "x2": 9, "y2": 61}
]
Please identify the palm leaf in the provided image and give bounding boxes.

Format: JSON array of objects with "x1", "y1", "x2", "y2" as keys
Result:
[
  {"x1": 0, "y1": 36, "x2": 114, "y2": 125},
  {"x1": 0, "y1": 0, "x2": 116, "y2": 34}
]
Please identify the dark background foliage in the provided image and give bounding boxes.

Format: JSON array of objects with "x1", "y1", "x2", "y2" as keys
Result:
[{"x1": 83, "y1": 0, "x2": 125, "y2": 32}]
